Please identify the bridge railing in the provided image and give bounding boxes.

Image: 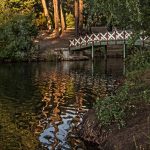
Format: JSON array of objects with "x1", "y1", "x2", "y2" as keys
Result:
[{"x1": 69, "y1": 30, "x2": 149, "y2": 48}]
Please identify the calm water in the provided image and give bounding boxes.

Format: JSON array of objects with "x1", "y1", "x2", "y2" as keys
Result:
[{"x1": 0, "y1": 58, "x2": 123, "y2": 150}]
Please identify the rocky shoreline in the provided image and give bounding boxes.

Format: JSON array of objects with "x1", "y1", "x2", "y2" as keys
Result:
[{"x1": 78, "y1": 107, "x2": 150, "y2": 150}]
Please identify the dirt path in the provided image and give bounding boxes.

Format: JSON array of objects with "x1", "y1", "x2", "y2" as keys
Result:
[{"x1": 36, "y1": 29, "x2": 75, "y2": 53}]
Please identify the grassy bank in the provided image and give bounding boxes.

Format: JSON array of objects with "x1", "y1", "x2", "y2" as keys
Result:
[{"x1": 94, "y1": 49, "x2": 150, "y2": 128}]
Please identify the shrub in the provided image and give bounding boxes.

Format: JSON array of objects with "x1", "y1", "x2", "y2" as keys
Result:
[
  {"x1": 94, "y1": 83, "x2": 129, "y2": 128},
  {"x1": 94, "y1": 49, "x2": 150, "y2": 129},
  {"x1": 126, "y1": 49, "x2": 150, "y2": 72},
  {"x1": 0, "y1": 13, "x2": 38, "y2": 61}
]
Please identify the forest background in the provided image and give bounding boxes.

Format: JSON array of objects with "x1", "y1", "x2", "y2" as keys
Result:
[{"x1": 0, "y1": 0, "x2": 149, "y2": 61}]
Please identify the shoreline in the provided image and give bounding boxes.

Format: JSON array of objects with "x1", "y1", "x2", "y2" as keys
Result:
[
  {"x1": 78, "y1": 107, "x2": 150, "y2": 150},
  {"x1": 78, "y1": 68, "x2": 150, "y2": 150}
]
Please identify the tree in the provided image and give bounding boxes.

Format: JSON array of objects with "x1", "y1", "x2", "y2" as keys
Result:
[
  {"x1": 0, "y1": 0, "x2": 39, "y2": 61},
  {"x1": 79, "y1": 0, "x2": 83, "y2": 33},
  {"x1": 60, "y1": 0, "x2": 66, "y2": 32},
  {"x1": 85, "y1": 0, "x2": 149, "y2": 34},
  {"x1": 41, "y1": 0, "x2": 52, "y2": 30},
  {"x1": 53, "y1": 0, "x2": 60, "y2": 37},
  {"x1": 0, "y1": 14, "x2": 38, "y2": 60},
  {"x1": 75, "y1": 0, "x2": 79, "y2": 37}
]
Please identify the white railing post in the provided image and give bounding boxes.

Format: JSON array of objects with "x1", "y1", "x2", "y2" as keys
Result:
[
  {"x1": 115, "y1": 30, "x2": 117, "y2": 44},
  {"x1": 91, "y1": 34, "x2": 94, "y2": 61},
  {"x1": 85, "y1": 34, "x2": 88, "y2": 46},
  {"x1": 79, "y1": 37, "x2": 81, "y2": 48},
  {"x1": 107, "y1": 31, "x2": 108, "y2": 45}
]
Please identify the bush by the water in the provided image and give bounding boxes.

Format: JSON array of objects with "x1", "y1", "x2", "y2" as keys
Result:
[
  {"x1": 94, "y1": 49, "x2": 150, "y2": 128},
  {"x1": 0, "y1": 14, "x2": 38, "y2": 61}
]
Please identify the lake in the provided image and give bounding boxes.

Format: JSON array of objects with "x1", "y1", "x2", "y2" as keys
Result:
[{"x1": 0, "y1": 58, "x2": 123, "y2": 150}]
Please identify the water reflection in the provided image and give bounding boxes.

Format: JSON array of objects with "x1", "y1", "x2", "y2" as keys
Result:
[
  {"x1": 0, "y1": 58, "x2": 123, "y2": 150},
  {"x1": 33, "y1": 59, "x2": 123, "y2": 149},
  {"x1": 35, "y1": 72, "x2": 88, "y2": 149}
]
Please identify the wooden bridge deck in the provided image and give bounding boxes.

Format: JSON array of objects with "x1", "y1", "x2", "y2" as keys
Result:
[{"x1": 69, "y1": 39, "x2": 149, "y2": 51}]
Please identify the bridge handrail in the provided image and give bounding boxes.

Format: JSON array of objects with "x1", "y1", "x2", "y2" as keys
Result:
[{"x1": 69, "y1": 30, "x2": 148, "y2": 47}]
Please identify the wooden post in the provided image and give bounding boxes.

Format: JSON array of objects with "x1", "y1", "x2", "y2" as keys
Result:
[
  {"x1": 123, "y1": 61, "x2": 126, "y2": 75},
  {"x1": 104, "y1": 45, "x2": 107, "y2": 60},
  {"x1": 123, "y1": 44, "x2": 126, "y2": 60},
  {"x1": 92, "y1": 44, "x2": 94, "y2": 61},
  {"x1": 105, "y1": 55, "x2": 108, "y2": 75},
  {"x1": 91, "y1": 61, "x2": 94, "y2": 76},
  {"x1": 104, "y1": 45, "x2": 107, "y2": 75}
]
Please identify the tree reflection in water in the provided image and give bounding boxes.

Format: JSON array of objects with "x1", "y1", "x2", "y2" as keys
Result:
[{"x1": 34, "y1": 71, "x2": 109, "y2": 149}]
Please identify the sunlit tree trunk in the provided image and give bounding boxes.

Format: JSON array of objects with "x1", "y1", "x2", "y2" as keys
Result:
[
  {"x1": 41, "y1": 0, "x2": 51, "y2": 31},
  {"x1": 79, "y1": 0, "x2": 83, "y2": 33},
  {"x1": 60, "y1": 0, "x2": 66, "y2": 32},
  {"x1": 53, "y1": 0, "x2": 60, "y2": 37},
  {"x1": 75, "y1": 0, "x2": 79, "y2": 37}
]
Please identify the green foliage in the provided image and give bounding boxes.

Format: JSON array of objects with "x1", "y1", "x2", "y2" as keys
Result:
[
  {"x1": 4, "y1": 0, "x2": 37, "y2": 13},
  {"x1": 0, "y1": 0, "x2": 41, "y2": 61},
  {"x1": 137, "y1": 0, "x2": 150, "y2": 36},
  {"x1": 85, "y1": 0, "x2": 150, "y2": 34},
  {"x1": 66, "y1": 13, "x2": 75, "y2": 28},
  {"x1": 94, "y1": 83, "x2": 129, "y2": 128},
  {"x1": 35, "y1": 13, "x2": 47, "y2": 29},
  {"x1": 127, "y1": 49, "x2": 150, "y2": 72},
  {"x1": 126, "y1": 49, "x2": 150, "y2": 85},
  {"x1": 94, "y1": 49, "x2": 150, "y2": 129},
  {"x1": 0, "y1": 14, "x2": 38, "y2": 61}
]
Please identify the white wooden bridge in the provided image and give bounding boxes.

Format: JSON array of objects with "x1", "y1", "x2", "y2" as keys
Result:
[{"x1": 69, "y1": 30, "x2": 149, "y2": 59}]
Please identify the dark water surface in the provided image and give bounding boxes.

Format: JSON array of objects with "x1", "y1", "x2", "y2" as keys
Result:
[{"x1": 0, "y1": 59, "x2": 123, "y2": 150}]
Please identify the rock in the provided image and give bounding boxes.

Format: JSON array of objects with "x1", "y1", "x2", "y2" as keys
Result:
[{"x1": 79, "y1": 108, "x2": 150, "y2": 150}]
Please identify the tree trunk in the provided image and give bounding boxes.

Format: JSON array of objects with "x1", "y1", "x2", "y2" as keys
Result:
[
  {"x1": 79, "y1": 0, "x2": 83, "y2": 33},
  {"x1": 75, "y1": 0, "x2": 79, "y2": 37},
  {"x1": 60, "y1": 0, "x2": 66, "y2": 32},
  {"x1": 53, "y1": 0, "x2": 60, "y2": 37},
  {"x1": 41, "y1": 0, "x2": 51, "y2": 31},
  {"x1": 49, "y1": 13, "x2": 55, "y2": 29}
]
